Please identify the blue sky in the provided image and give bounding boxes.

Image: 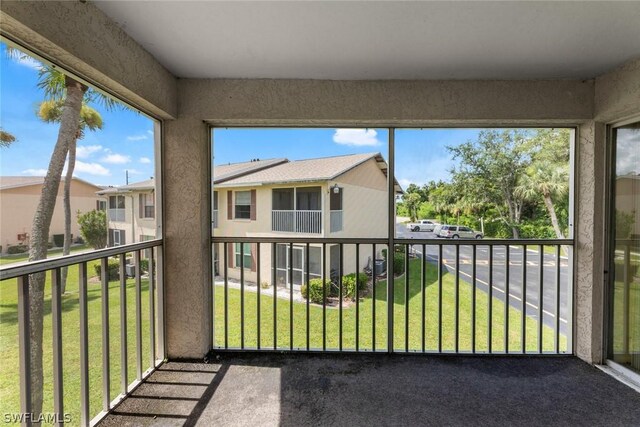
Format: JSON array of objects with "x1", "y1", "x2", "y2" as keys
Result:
[
  {"x1": 1, "y1": 41, "x2": 487, "y2": 190},
  {"x1": 0, "y1": 42, "x2": 155, "y2": 186},
  {"x1": 214, "y1": 127, "x2": 481, "y2": 189}
]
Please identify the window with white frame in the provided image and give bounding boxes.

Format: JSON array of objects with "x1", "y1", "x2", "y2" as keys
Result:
[
  {"x1": 235, "y1": 191, "x2": 251, "y2": 219},
  {"x1": 234, "y1": 243, "x2": 252, "y2": 269},
  {"x1": 139, "y1": 192, "x2": 155, "y2": 219}
]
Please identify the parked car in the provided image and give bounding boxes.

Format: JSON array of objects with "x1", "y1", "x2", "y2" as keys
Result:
[
  {"x1": 406, "y1": 219, "x2": 438, "y2": 232},
  {"x1": 437, "y1": 225, "x2": 483, "y2": 239}
]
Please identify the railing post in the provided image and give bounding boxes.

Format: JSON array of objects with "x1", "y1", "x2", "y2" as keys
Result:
[
  {"x1": 100, "y1": 258, "x2": 110, "y2": 412},
  {"x1": 17, "y1": 275, "x2": 32, "y2": 426},
  {"x1": 51, "y1": 269, "x2": 64, "y2": 423},
  {"x1": 387, "y1": 128, "x2": 395, "y2": 353},
  {"x1": 79, "y1": 263, "x2": 89, "y2": 426}
]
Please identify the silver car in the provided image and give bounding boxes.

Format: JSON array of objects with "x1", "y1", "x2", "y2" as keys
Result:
[{"x1": 437, "y1": 224, "x2": 483, "y2": 239}]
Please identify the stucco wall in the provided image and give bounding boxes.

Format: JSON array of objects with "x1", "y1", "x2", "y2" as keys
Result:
[
  {"x1": 0, "y1": 180, "x2": 100, "y2": 251},
  {"x1": 181, "y1": 78, "x2": 594, "y2": 125},
  {"x1": 163, "y1": 118, "x2": 212, "y2": 358},
  {"x1": 594, "y1": 57, "x2": 640, "y2": 123}
]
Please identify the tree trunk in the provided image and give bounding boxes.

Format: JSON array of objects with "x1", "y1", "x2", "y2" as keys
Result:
[
  {"x1": 60, "y1": 138, "x2": 77, "y2": 293},
  {"x1": 543, "y1": 192, "x2": 565, "y2": 239},
  {"x1": 28, "y1": 76, "x2": 85, "y2": 420}
]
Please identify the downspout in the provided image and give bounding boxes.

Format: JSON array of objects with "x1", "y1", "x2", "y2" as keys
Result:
[{"x1": 130, "y1": 194, "x2": 135, "y2": 243}]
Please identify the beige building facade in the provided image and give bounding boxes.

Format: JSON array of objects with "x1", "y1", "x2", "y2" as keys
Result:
[
  {"x1": 214, "y1": 153, "x2": 399, "y2": 287},
  {"x1": 0, "y1": 176, "x2": 102, "y2": 253},
  {"x1": 97, "y1": 179, "x2": 158, "y2": 247}
]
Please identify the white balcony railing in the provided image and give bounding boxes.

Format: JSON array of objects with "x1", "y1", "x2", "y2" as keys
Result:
[
  {"x1": 212, "y1": 210, "x2": 218, "y2": 228},
  {"x1": 108, "y1": 208, "x2": 125, "y2": 222},
  {"x1": 272, "y1": 210, "x2": 322, "y2": 234},
  {"x1": 330, "y1": 210, "x2": 343, "y2": 233}
]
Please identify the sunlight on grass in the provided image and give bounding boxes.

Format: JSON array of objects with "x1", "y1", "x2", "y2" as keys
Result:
[
  {"x1": 214, "y1": 259, "x2": 567, "y2": 353},
  {"x1": 0, "y1": 259, "x2": 156, "y2": 426}
]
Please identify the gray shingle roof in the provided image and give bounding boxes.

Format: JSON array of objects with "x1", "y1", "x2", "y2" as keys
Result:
[
  {"x1": 214, "y1": 158, "x2": 288, "y2": 183},
  {"x1": 216, "y1": 153, "x2": 377, "y2": 187}
]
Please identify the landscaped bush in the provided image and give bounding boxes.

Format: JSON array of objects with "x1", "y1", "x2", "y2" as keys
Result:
[
  {"x1": 301, "y1": 278, "x2": 328, "y2": 304},
  {"x1": 94, "y1": 259, "x2": 120, "y2": 281},
  {"x1": 518, "y1": 222, "x2": 556, "y2": 239},
  {"x1": 341, "y1": 273, "x2": 368, "y2": 300},
  {"x1": 139, "y1": 259, "x2": 149, "y2": 272},
  {"x1": 52, "y1": 234, "x2": 64, "y2": 247},
  {"x1": 7, "y1": 245, "x2": 28, "y2": 255}
]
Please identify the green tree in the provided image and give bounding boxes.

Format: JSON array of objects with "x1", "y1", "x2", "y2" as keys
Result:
[
  {"x1": 37, "y1": 99, "x2": 104, "y2": 292},
  {"x1": 448, "y1": 130, "x2": 530, "y2": 238},
  {"x1": 77, "y1": 210, "x2": 108, "y2": 249},
  {"x1": 404, "y1": 193, "x2": 422, "y2": 222},
  {"x1": 515, "y1": 161, "x2": 569, "y2": 238}
]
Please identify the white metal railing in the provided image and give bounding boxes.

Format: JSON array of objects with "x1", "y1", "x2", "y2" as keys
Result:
[
  {"x1": 213, "y1": 210, "x2": 219, "y2": 228},
  {"x1": 272, "y1": 210, "x2": 322, "y2": 234},
  {"x1": 330, "y1": 210, "x2": 343, "y2": 233},
  {"x1": 108, "y1": 208, "x2": 125, "y2": 222}
]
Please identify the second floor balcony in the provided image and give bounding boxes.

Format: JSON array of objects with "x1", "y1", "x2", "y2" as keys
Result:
[{"x1": 272, "y1": 209, "x2": 322, "y2": 234}]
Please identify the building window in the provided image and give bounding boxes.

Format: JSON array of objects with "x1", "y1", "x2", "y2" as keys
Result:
[
  {"x1": 108, "y1": 195, "x2": 126, "y2": 221},
  {"x1": 234, "y1": 243, "x2": 252, "y2": 269},
  {"x1": 235, "y1": 191, "x2": 251, "y2": 219},
  {"x1": 139, "y1": 192, "x2": 155, "y2": 219},
  {"x1": 97, "y1": 200, "x2": 107, "y2": 211},
  {"x1": 109, "y1": 228, "x2": 126, "y2": 247}
]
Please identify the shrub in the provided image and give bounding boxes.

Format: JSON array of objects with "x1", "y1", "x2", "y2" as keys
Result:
[
  {"x1": 301, "y1": 278, "x2": 328, "y2": 304},
  {"x1": 77, "y1": 209, "x2": 107, "y2": 249},
  {"x1": 341, "y1": 273, "x2": 368, "y2": 300},
  {"x1": 261, "y1": 281, "x2": 270, "y2": 289},
  {"x1": 94, "y1": 259, "x2": 120, "y2": 281},
  {"x1": 7, "y1": 245, "x2": 28, "y2": 255},
  {"x1": 383, "y1": 248, "x2": 405, "y2": 276},
  {"x1": 52, "y1": 234, "x2": 64, "y2": 247},
  {"x1": 139, "y1": 259, "x2": 149, "y2": 272}
]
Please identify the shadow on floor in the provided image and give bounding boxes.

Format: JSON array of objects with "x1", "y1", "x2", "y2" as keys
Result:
[{"x1": 99, "y1": 353, "x2": 640, "y2": 426}]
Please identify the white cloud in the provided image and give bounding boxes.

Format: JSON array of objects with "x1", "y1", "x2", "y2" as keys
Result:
[
  {"x1": 333, "y1": 129, "x2": 381, "y2": 147},
  {"x1": 76, "y1": 144, "x2": 103, "y2": 159},
  {"x1": 616, "y1": 129, "x2": 640, "y2": 176},
  {"x1": 147, "y1": 130, "x2": 154, "y2": 136},
  {"x1": 12, "y1": 55, "x2": 42, "y2": 70},
  {"x1": 139, "y1": 157, "x2": 151, "y2": 164},
  {"x1": 75, "y1": 161, "x2": 111, "y2": 176},
  {"x1": 22, "y1": 169, "x2": 48, "y2": 176},
  {"x1": 127, "y1": 169, "x2": 143, "y2": 175},
  {"x1": 102, "y1": 153, "x2": 131, "y2": 164},
  {"x1": 127, "y1": 134, "x2": 148, "y2": 141}
]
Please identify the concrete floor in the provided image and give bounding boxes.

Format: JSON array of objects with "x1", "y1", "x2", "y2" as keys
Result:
[{"x1": 99, "y1": 353, "x2": 640, "y2": 427}]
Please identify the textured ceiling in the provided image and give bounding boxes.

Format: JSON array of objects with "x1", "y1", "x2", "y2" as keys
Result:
[{"x1": 95, "y1": 1, "x2": 640, "y2": 80}]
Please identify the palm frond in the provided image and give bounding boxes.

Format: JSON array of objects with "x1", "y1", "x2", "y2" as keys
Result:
[{"x1": 0, "y1": 129, "x2": 17, "y2": 147}]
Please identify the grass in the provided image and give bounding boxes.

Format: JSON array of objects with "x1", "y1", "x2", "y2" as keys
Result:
[
  {"x1": 0, "y1": 259, "x2": 155, "y2": 426},
  {"x1": 0, "y1": 244, "x2": 90, "y2": 266},
  {"x1": 1, "y1": 257, "x2": 568, "y2": 425},
  {"x1": 215, "y1": 258, "x2": 567, "y2": 353}
]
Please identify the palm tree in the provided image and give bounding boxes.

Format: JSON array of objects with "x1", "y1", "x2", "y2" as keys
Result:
[
  {"x1": 516, "y1": 161, "x2": 569, "y2": 239},
  {"x1": 7, "y1": 47, "x2": 121, "y2": 418},
  {"x1": 37, "y1": 100, "x2": 104, "y2": 292},
  {"x1": 0, "y1": 128, "x2": 16, "y2": 147}
]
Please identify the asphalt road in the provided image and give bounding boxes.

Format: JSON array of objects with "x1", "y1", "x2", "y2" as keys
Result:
[{"x1": 396, "y1": 224, "x2": 570, "y2": 336}]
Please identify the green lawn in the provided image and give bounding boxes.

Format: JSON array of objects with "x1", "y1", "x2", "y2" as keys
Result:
[
  {"x1": 0, "y1": 244, "x2": 90, "y2": 266},
  {"x1": 215, "y1": 258, "x2": 567, "y2": 353},
  {"x1": 1, "y1": 257, "x2": 567, "y2": 426},
  {"x1": 0, "y1": 259, "x2": 156, "y2": 426}
]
